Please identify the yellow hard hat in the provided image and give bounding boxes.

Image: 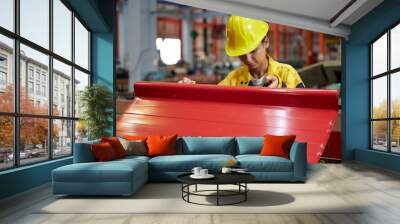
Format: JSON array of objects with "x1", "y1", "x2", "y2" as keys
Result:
[{"x1": 225, "y1": 15, "x2": 269, "y2": 57}]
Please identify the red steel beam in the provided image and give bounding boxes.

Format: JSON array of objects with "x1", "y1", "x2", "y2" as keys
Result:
[{"x1": 117, "y1": 82, "x2": 339, "y2": 163}]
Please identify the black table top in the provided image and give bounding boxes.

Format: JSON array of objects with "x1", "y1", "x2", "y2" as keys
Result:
[{"x1": 177, "y1": 172, "x2": 255, "y2": 185}]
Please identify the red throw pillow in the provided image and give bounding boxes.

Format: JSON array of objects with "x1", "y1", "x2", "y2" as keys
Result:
[
  {"x1": 91, "y1": 142, "x2": 117, "y2": 162},
  {"x1": 146, "y1": 134, "x2": 178, "y2": 157},
  {"x1": 101, "y1": 137, "x2": 127, "y2": 158},
  {"x1": 260, "y1": 134, "x2": 296, "y2": 159}
]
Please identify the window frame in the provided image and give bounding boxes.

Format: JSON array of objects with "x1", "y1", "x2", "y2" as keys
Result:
[
  {"x1": 0, "y1": 0, "x2": 92, "y2": 171},
  {"x1": 370, "y1": 20, "x2": 400, "y2": 154}
]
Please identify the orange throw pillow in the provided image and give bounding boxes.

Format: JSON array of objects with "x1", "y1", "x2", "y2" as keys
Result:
[
  {"x1": 101, "y1": 137, "x2": 127, "y2": 158},
  {"x1": 146, "y1": 134, "x2": 178, "y2": 157},
  {"x1": 260, "y1": 134, "x2": 296, "y2": 159},
  {"x1": 91, "y1": 142, "x2": 117, "y2": 161}
]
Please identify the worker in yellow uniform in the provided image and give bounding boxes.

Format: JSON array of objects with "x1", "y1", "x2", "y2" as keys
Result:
[{"x1": 179, "y1": 15, "x2": 305, "y2": 88}]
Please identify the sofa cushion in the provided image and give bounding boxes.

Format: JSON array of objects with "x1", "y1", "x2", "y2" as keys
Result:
[
  {"x1": 236, "y1": 155, "x2": 293, "y2": 172},
  {"x1": 52, "y1": 159, "x2": 147, "y2": 183},
  {"x1": 235, "y1": 137, "x2": 264, "y2": 155},
  {"x1": 147, "y1": 134, "x2": 178, "y2": 157},
  {"x1": 91, "y1": 142, "x2": 118, "y2": 161},
  {"x1": 102, "y1": 137, "x2": 127, "y2": 158},
  {"x1": 260, "y1": 134, "x2": 296, "y2": 159},
  {"x1": 149, "y1": 154, "x2": 235, "y2": 172},
  {"x1": 115, "y1": 155, "x2": 150, "y2": 163},
  {"x1": 119, "y1": 138, "x2": 147, "y2": 156},
  {"x1": 180, "y1": 137, "x2": 235, "y2": 155}
]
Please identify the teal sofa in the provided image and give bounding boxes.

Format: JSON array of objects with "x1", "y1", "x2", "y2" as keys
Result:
[{"x1": 52, "y1": 137, "x2": 307, "y2": 196}]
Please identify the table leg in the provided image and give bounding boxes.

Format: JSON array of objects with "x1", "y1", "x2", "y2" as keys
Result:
[
  {"x1": 195, "y1": 184, "x2": 197, "y2": 192},
  {"x1": 245, "y1": 183, "x2": 247, "y2": 201},
  {"x1": 217, "y1": 184, "x2": 219, "y2": 206},
  {"x1": 181, "y1": 184, "x2": 183, "y2": 199},
  {"x1": 187, "y1": 184, "x2": 190, "y2": 202}
]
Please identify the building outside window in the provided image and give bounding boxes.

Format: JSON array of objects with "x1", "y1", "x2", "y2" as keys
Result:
[
  {"x1": 41, "y1": 85, "x2": 46, "y2": 97},
  {"x1": 54, "y1": 88, "x2": 58, "y2": 104},
  {"x1": 41, "y1": 73, "x2": 46, "y2": 83},
  {"x1": 28, "y1": 66, "x2": 34, "y2": 80},
  {"x1": 0, "y1": 71, "x2": 6, "y2": 84},
  {"x1": 0, "y1": 0, "x2": 92, "y2": 170},
  {"x1": 0, "y1": 54, "x2": 7, "y2": 90},
  {"x1": 35, "y1": 83, "x2": 40, "y2": 95},
  {"x1": 0, "y1": 54, "x2": 7, "y2": 67},
  {"x1": 28, "y1": 81, "x2": 34, "y2": 94},
  {"x1": 371, "y1": 22, "x2": 400, "y2": 154},
  {"x1": 0, "y1": 71, "x2": 7, "y2": 92},
  {"x1": 35, "y1": 70, "x2": 40, "y2": 81}
]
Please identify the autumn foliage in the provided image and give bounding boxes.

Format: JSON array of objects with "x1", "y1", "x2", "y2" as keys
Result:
[
  {"x1": 372, "y1": 99, "x2": 400, "y2": 141},
  {"x1": 0, "y1": 85, "x2": 59, "y2": 150}
]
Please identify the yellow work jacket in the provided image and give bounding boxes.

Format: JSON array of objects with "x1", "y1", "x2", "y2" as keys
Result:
[{"x1": 218, "y1": 57, "x2": 304, "y2": 88}]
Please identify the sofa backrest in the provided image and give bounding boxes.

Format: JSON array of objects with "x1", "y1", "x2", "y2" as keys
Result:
[
  {"x1": 178, "y1": 137, "x2": 236, "y2": 155},
  {"x1": 73, "y1": 139, "x2": 100, "y2": 163},
  {"x1": 74, "y1": 137, "x2": 302, "y2": 161},
  {"x1": 235, "y1": 137, "x2": 264, "y2": 155}
]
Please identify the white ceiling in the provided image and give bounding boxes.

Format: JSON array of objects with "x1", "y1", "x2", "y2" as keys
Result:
[
  {"x1": 226, "y1": 0, "x2": 352, "y2": 22},
  {"x1": 166, "y1": 0, "x2": 384, "y2": 38}
]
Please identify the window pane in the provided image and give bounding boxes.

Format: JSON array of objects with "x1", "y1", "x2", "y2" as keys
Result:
[
  {"x1": 0, "y1": 116, "x2": 13, "y2": 170},
  {"x1": 0, "y1": 0, "x2": 14, "y2": 31},
  {"x1": 20, "y1": 0, "x2": 49, "y2": 49},
  {"x1": 20, "y1": 44, "x2": 49, "y2": 115},
  {"x1": 391, "y1": 24, "x2": 400, "y2": 70},
  {"x1": 75, "y1": 120, "x2": 88, "y2": 143},
  {"x1": 53, "y1": 119, "x2": 72, "y2": 158},
  {"x1": 53, "y1": 0, "x2": 72, "y2": 60},
  {"x1": 372, "y1": 76, "x2": 387, "y2": 119},
  {"x1": 0, "y1": 35, "x2": 14, "y2": 112},
  {"x1": 53, "y1": 59, "x2": 72, "y2": 117},
  {"x1": 391, "y1": 120, "x2": 400, "y2": 153},
  {"x1": 74, "y1": 69, "x2": 89, "y2": 118},
  {"x1": 75, "y1": 18, "x2": 89, "y2": 70},
  {"x1": 372, "y1": 33, "x2": 387, "y2": 76},
  {"x1": 372, "y1": 121, "x2": 388, "y2": 151},
  {"x1": 20, "y1": 117, "x2": 49, "y2": 165},
  {"x1": 391, "y1": 72, "x2": 400, "y2": 118}
]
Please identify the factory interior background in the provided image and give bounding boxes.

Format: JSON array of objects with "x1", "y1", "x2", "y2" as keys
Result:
[{"x1": 115, "y1": 0, "x2": 344, "y2": 161}]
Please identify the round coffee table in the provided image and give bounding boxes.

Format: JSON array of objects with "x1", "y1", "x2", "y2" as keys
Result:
[{"x1": 177, "y1": 173, "x2": 255, "y2": 206}]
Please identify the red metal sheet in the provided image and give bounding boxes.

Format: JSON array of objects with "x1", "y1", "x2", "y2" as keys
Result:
[
  {"x1": 117, "y1": 82, "x2": 339, "y2": 163},
  {"x1": 322, "y1": 131, "x2": 342, "y2": 161}
]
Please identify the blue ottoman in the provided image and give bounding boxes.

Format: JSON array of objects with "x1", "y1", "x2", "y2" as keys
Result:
[{"x1": 52, "y1": 157, "x2": 148, "y2": 196}]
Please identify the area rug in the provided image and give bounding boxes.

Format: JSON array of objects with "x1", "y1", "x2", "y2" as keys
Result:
[{"x1": 37, "y1": 183, "x2": 361, "y2": 214}]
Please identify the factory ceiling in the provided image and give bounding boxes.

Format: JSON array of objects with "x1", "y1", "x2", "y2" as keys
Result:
[{"x1": 165, "y1": 0, "x2": 384, "y2": 38}]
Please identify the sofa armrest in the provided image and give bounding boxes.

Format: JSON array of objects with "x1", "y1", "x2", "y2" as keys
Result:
[
  {"x1": 73, "y1": 140, "x2": 100, "y2": 163},
  {"x1": 289, "y1": 142, "x2": 307, "y2": 181}
]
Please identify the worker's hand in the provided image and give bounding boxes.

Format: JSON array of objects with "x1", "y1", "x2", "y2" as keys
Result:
[
  {"x1": 265, "y1": 75, "x2": 278, "y2": 88},
  {"x1": 178, "y1": 77, "x2": 196, "y2": 84}
]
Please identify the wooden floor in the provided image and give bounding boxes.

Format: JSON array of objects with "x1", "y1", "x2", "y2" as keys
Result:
[{"x1": 1, "y1": 162, "x2": 400, "y2": 224}]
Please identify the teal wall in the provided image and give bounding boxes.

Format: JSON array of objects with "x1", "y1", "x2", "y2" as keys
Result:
[
  {"x1": 343, "y1": 0, "x2": 400, "y2": 171},
  {"x1": 91, "y1": 0, "x2": 116, "y2": 135},
  {"x1": 0, "y1": 158, "x2": 72, "y2": 199},
  {"x1": 355, "y1": 149, "x2": 400, "y2": 172},
  {"x1": 0, "y1": 0, "x2": 115, "y2": 200}
]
